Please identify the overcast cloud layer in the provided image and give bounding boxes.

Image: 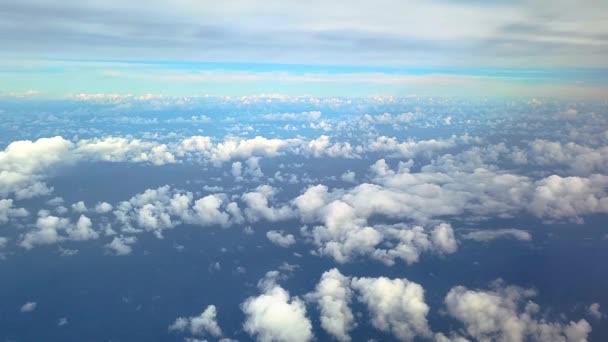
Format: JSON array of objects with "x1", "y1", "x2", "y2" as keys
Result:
[
  {"x1": 2, "y1": 0, "x2": 608, "y2": 67},
  {"x1": 1, "y1": 0, "x2": 608, "y2": 97}
]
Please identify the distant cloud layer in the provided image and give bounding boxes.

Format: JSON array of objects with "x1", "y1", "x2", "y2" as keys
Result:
[
  {"x1": 1, "y1": 0, "x2": 607, "y2": 67},
  {"x1": 2, "y1": 101, "x2": 608, "y2": 261},
  {"x1": 1, "y1": 1, "x2": 608, "y2": 97}
]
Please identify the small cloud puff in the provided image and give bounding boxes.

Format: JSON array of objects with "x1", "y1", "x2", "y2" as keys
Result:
[{"x1": 20, "y1": 301, "x2": 37, "y2": 313}]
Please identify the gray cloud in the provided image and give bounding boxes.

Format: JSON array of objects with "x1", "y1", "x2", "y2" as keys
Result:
[{"x1": 1, "y1": 0, "x2": 607, "y2": 66}]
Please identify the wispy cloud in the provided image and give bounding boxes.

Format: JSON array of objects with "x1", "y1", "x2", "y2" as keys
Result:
[
  {"x1": 1, "y1": 0, "x2": 607, "y2": 67},
  {"x1": 1, "y1": 0, "x2": 607, "y2": 97}
]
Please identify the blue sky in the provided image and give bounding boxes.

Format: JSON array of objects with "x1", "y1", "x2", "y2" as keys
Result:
[{"x1": 2, "y1": 59, "x2": 608, "y2": 98}]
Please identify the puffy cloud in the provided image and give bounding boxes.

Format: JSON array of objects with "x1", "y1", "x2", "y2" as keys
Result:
[
  {"x1": 0, "y1": 133, "x2": 479, "y2": 201},
  {"x1": 371, "y1": 223, "x2": 457, "y2": 266},
  {"x1": 296, "y1": 181, "x2": 458, "y2": 264},
  {"x1": 109, "y1": 186, "x2": 242, "y2": 237},
  {"x1": 178, "y1": 135, "x2": 300, "y2": 164},
  {"x1": 370, "y1": 159, "x2": 394, "y2": 177},
  {"x1": 20, "y1": 301, "x2": 37, "y2": 313},
  {"x1": 0, "y1": 133, "x2": 298, "y2": 198},
  {"x1": 340, "y1": 171, "x2": 356, "y2": 183},
  {"x1": 371, "y1": 228, "x2": 429, "y2": 264},
  {"x1": 105, "y1": 235, "x2": 137, "y2": 256},
  {"x1": 326, "y1": 156, "x2": 608, "y2": 227},
  {"x1": 231, "y1": 161, "x2": 243, "y2": 178},
  {"x1": 0, "y1": 136, "x2": 72, "y2": 175},
  {"x1": 71, "y1": 201, "x2": 88, "y2": 213},
  {"x1": 218, "y1": 142, "x2": 606, "y2": 265},
  {"x1": 142, "y1": 145, "x2": 177, "y2": 165},
  {"x1": 370, "y1": 166, "x2": 531, "y2": 221},
  {"x1": 74, "y1": 137, "x2": 176, "y2": 165},
  {"x1": 19, "y1": 212, "x2": 101, "y2": 249},
  {"x1": 266, "y1": 230, "x2": 296, "y2": 248},
  {"x1": 0, "y1": 134, "x2": 301, "y2": 199},
  {"x1": 308, "y1": 269, "x2": 354, "y2": 342},
  {"x1": 262, "y1": 111, "x2": 322, "y2": 121},
  {"x1": 307, "y1": 138, "x2": 329, "y2": 159},
  {"x1": 462, "y1": 229, "x2": 532, "y2": 242},
  {"x1": 188, "y1": 305, "x2": 223, "y2": 337},
  {"x1": 242, "y1": 185, "x2": 294, "y2": 222},
  {"x1": 177, "y1": 136, "x2": 214, "y2": 155},
  {"x1": 272, "y1": 170, "x2": 299, "y2": 184},
  {"x1": 19, "y1": 214, "x2": 70, "y2": 249},
  {"x1": 343, "y1": 154, "x2": 608, "y2": 227},
  {"x1": 310, "y1": 120, "x2": 333, "y2": 132},
  {"x1": 169, "y1": 305, "x2": 223, "y2": 338},
  {"x1": 307, "y1": 135, "x2": 358, "y2": 158},
  {"x1": 587, "y1": 303, "x2": 602, "y2": 320},
  {"x1": 114, "y1": 186, "x2": 190, "y2": 236},
  {"x1": 209, "y1": 136, "x2": 298, "y2": 163},
  {"x1": 530, "y1": 174, "x2": 608, "y2": 222},
  {"x1": 66, "y1": 215, "x2": 99, "y2": 241},
  {"x1": 192, "y1": 194, "x2": 231, "y2": 227},
  {"x1": 244, "y1": 156, "x2": 264, "y2": 178},
  {"x1": 366, "y1": 135, "x2": 476, "y2": 159},
  {"x1": 0, "y1": 199, "x2": 28, "y2": 224},
  {"x1": 10, "y1": 180, "x2": 53, "y2": 199},
  {"x1": 94, "y1": 202, "x2": 113, "y2": 214},
  {"x1": 225, "y1": 201, "x2": 244, "y2": 225},
  {"x1": 307, "y1": 199, "x2": 382, "y2": 263},
  {"x1": 444, "y1": 279, "x2": 592, "y2": 342},
  {"x1": 0, "y1": 133, "x2": 483, "y2": 209},
  {"x1": 168, "y1": 317, "x2": 188, "y2": 333},
  {"x1": 351, "y1": 276, "x2": 431, "y2": 341},
  {"x1": 564, "y1": 321, "x2": 594, "y2": 342},
  {"x1": 136, "y1": 202, "x2": 175, "y2": 234},
  {"x1": 354, "y1": 180, "x2": 451, "y2": 222},
  {"x1": 294, "y1": 179, "x2": 461, "y2": 264},
  {"x1": 0, "y1": 136, "x2": 71, "y2": 199},
  {"x1": 4, "y1": 129, "x2": 605, "y2": 265},
  {"x1": 525, "y1": 139, "x2": 608, "y2": 176},
  {"x1": 431, "y1": 223, "x2": 458, "y2": 254},
  {"x1": 364, "y1": 112, "x2": 415, "y2": 124},
  {"x1": 292, "y1": 185, "x2": 330, "y2": 223},
  {"x1": 242, "y1": 272, "x2": 313, "y2": 342}
]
